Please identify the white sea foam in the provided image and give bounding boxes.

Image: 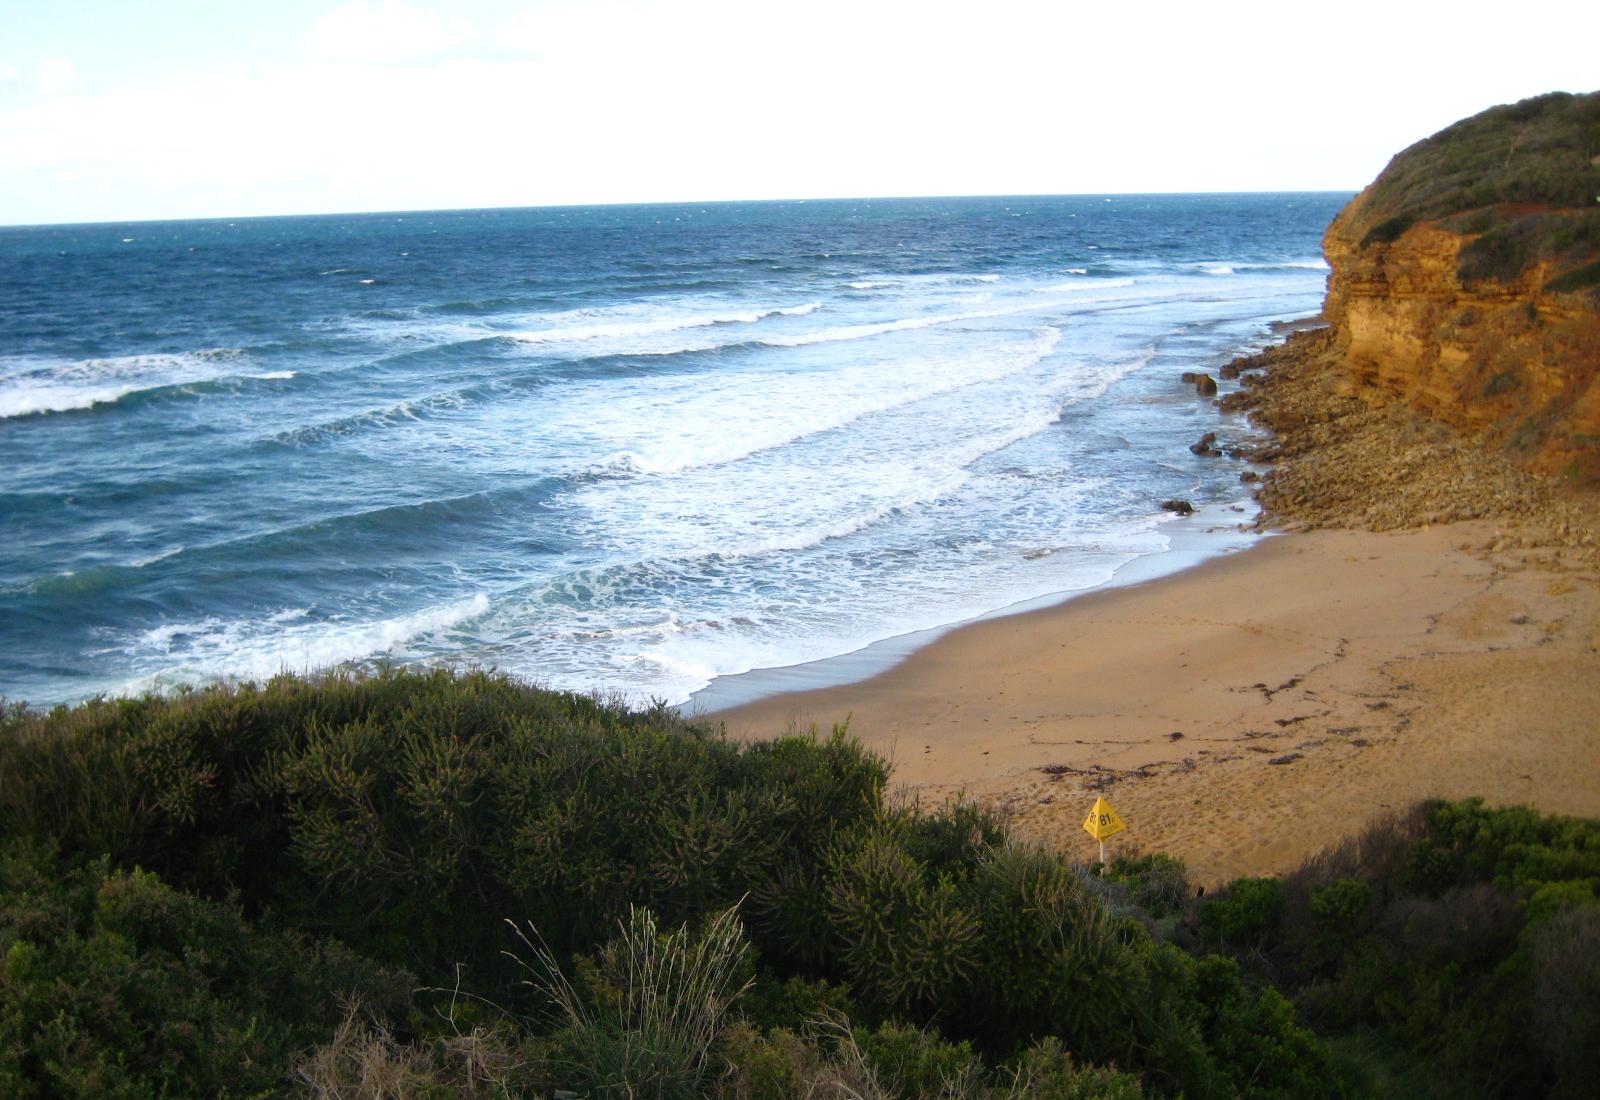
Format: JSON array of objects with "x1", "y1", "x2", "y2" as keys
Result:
[
  {"x1": 122, "y1": 593, "x2": 490, "y2": 693},
  {"x1": 573, "y1": 326, "x2": 1063, "y2": 478},
  {"x1": 555, "y1": 340, "x2": 1157, "y2": 583},
  {"x1": 562, "y1": 508, "x2": 1173, "y2": 707},
  {"x1": 756, "y1": 282, "x2": 1146, "y2": 348},
  {"x1": 1033, "y1": 277, "x2": 1136, "y2": 294},
  {"x1": 1200, "y1": 260, "x2": 1326, "y2": 276},
  {"x1": 503, "y1": 303, "x2": 820, "y2": 345},
  {"x1": 756, "y1": 309, "x2": 1002, "y2": 348},
  {"x1": 0, "y1": 349, "x2": 247, "y2": 418}
]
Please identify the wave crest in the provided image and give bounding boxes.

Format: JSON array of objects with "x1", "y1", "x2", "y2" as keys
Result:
[
  {"x1": 503, "y1": 303, "x2": 819, "y2": 345},
  {"x1": 121, "y1": 594, "x2": 491, "y2": 694},
  {"x1": 0, "y1": 348, "x2": 251, "y2": 419}
]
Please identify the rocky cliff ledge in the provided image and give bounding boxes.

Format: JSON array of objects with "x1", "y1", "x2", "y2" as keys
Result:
[{"x1": 1321, "y1": 91, "x2": 1600, "y2": 482}]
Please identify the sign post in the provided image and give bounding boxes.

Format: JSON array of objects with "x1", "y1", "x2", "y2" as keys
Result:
[{"x1": 1081, "y1": 796, "x2": 1127, "y2": 869}]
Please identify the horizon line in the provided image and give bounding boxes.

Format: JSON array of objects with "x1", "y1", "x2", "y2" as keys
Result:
[{"x1": 0, "y1": 188, "x2": 1362, "y2": 231}]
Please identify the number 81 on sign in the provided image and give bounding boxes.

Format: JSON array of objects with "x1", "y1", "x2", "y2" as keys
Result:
[{"x1": 1082, "y1": 797, "x2": 1126, "y2": 841}]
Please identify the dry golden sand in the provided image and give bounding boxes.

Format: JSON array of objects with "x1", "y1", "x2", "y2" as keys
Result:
[{"x1": 708, "y1": 333, "x2": 1600, "y2": 885}]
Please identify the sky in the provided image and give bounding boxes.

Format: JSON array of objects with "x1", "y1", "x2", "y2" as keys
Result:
[{"x1": 1, "y1": 0, "x2": 1596, "y2": 226}]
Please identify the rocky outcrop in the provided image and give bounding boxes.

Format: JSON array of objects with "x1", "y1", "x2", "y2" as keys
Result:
[
  {"x1": 1322, "y1": 216, "x2": 1600, "y2": 481},
  {"x1": 1227, "y1": 329, "x2": 1584, "y2": 534},
  {"x1": 1318, "y1": 91, "x2": 1600, "y2": 483}
]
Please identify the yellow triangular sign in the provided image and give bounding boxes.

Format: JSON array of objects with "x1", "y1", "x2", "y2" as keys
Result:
[{"x1": 1083, "y1": 796, "x2": 1127, "y2": 841}]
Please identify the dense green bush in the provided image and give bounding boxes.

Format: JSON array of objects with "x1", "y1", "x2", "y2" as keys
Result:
[
  {"x1": 1004, "y1": 1037, "x2": 1145, "y2": 1100},
  {"x1": 1105, "y1": 852, "x2": 1193, "y2": 919},
  {"x1": 0, "y1": 669, "x2": 890, "y2": 996},
  {"x1": 521, "y1": 903, "x2": 1147, "y2": 1100},
  {"x1": 1199, "y1": 877, "x2": 1283, "y2": 947},
  {"x1": 0, "y1": 669, "x2": 1340, "y2": 1097},
  {"x1": 1196, "y1": 799, "x2": 1600, "y2": 1099},
  {"x1": 514, "y1": 904, "x2": 754, "y2": 1100},
  {"x1": 0, "y1": 842, "x2": 409, "y2": 1098},
  {"x1": 7, "y1": 673, "x2": 1588, "y2": 1098}
]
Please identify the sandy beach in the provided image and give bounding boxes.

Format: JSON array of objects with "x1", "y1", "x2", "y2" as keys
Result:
[{"x1": 710, "y1": 333, "x2": 1600, "y2": 885}]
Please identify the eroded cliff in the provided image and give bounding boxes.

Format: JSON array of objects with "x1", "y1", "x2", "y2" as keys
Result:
[{"x1": 1320, "y1": 91, "x2": 1600, "y2": 482}]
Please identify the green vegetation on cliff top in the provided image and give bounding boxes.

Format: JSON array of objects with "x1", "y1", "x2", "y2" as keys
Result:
[
  {"x1": 1347, "y1": 90, "x2": 1600, "y2": 291},
  {"x1": 2, "y1": 669, "x2": 1598, "y2": 1098}
]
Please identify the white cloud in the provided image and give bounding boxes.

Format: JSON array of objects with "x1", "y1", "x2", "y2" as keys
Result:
[
  {"x1": 302, "y1": 0, "x2": 473, "y2": 63},
  {"x1": 2, "y1": 0, "x2": 1598, "y2": 223},
  {"x1": 36, "y1": 57, "x2": 77, "y2": 95}
]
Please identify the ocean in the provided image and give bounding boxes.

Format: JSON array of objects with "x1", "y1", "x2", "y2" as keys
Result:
[{"x1": 0, "y1": 194, "x2": 1349, "y2": 708}]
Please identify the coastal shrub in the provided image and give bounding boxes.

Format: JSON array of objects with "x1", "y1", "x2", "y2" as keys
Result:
[
  {"x1": 737, "y1": 973, "x2": 857, "y2": 1034},
  {"x1": 0, "y1": 669, "x2": 891, "y2": 998},
  {"x1": 1360, "y1": 214, "x2": 1415, "y2": 247},
  {"x1": 822, "y1": 828, "x2": 1151, "y2": 1061},
  {"x1": 1456, "y1": 209, "x2": 1600, "y2": 285},
  {"x1": 818, "y1": 830, "x2": 1342, "y2": 1094},
  {"x1": 957, "y1": 841, "x2": 1140, "y2": 1058},
  {"x1": 853, "y1": 1021, "x2": 984, "y2": 1097},
  {"x1": 1003, "y1": 1037, "x2": 1145, "y2": 1100},
  {"x1": 825, "y1": 828, "x2": 982, "y2": 1012},
  {"x1": 1107, "y1": 851, "x2": 1193, "y2": 919},
  {"x1": 719, "y1": 1020, "x2": 901, "y2": 1100},
  {"x1": 1527, "y1": 906, "x2": 1600, "y2": 1098},
  {"x1": 1423, "y1": 797, "x2": 1600, "y2": 896},
  {"x1": 1199, "y1": 876, "x2": 1284, "y2": 947},
  {"x1": 1135, "y1": 942, "x2": 1347, "y2": 1100},
  {"x1": 1400, "y1": 837, "x2": 1459, "y2": 896},
  {"x1": 715, "y1": 1020, "x2": 1145, "y2": 1100},
  {"x1": 898, "y1": 797, "x2": 1008, "y2": 877},
  {"x1": 1320, "y1": 1033, "x2": 1484, "y2": 1100},
  {"x1": 1202, "y1": 799, "x2": 1600, "y2": 1099},
  {"x1": 512, "y1": 903, "x2": 754, "y2": 1100},
  {"x1": 1308, "y1": 879, "x2": 1373, "y2": 932},
  {"x1": 707, "y1": 1017, "x2": 1149, "y2": 1100},
  {"x1": 0, "y1": 672, "x2": 1462, "y2": 1097},
  {"x1": 0, "y1": 842, "x2": 409, "y2": 1099},
  {"x1": 1342, "y1": 91, "x2": 1600, "y2": 286}
]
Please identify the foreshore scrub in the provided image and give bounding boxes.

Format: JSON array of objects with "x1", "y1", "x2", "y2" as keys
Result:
[{"x1": 1, "y1": 669, "x2": 1596, "y2": 1097}]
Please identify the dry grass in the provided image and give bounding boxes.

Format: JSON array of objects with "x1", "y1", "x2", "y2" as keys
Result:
[{"x1": 294, "y1": 1001, "x2": 533, "y2": 1099}]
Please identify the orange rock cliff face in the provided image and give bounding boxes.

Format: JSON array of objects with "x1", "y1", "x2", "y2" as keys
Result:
[{"x1": 1317, "y1": 94, "x2": 1600, "y2": 483}]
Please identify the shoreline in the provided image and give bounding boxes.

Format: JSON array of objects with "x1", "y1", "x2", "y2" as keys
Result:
[
  {"x1": 686, "y1": 318, "x2": 1328, "y2": 717},
  {"x1": 685, "y1": 498, "x2": 1267, "y2": 715},
  {"x1": 706, "y1": 331, "x2": 1600, "y2": 885}
]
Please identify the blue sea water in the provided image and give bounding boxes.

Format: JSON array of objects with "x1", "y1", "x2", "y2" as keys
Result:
[{"x1": 0, "y1": 194, "x2": 1349, "y2": 707}]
